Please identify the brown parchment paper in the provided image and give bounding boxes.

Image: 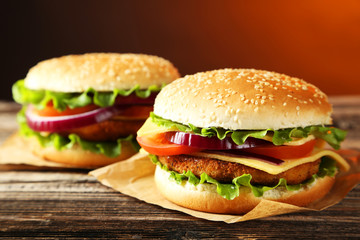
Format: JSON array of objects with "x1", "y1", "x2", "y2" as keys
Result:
[
  {"x1": 90, "y1": 151, "x2": 360, "y2": 223},
  {"x1": 0, "y1": 132, "x2": 85, "y2": 169}
]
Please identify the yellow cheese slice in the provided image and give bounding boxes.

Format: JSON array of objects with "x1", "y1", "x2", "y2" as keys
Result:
[
  {"x1": 188, "y1": 149, "x2": 350, "y2": 175},
  {"x1": 137, "y1": 118, "x2": 172, "y2": 137}
]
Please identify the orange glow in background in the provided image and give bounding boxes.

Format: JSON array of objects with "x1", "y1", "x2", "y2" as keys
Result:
[{"x1": 2, "y1": 0, "x2": 360, "y2": 99}]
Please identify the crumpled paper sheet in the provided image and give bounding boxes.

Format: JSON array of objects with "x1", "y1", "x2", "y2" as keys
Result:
[
  {"x1": 90, "y1": 151, "x2": 360, "y2": 223},
  {"x1": 0, "y1": 132, "x2": 85, "y2": 169}
]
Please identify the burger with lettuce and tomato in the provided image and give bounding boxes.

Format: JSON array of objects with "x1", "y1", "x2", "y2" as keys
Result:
[
  {"x1": 12, "y1": 53, "x2": 179, "y2": 167},
  {"x1": 136, "y1": 68, "x2": 350, "y2": 214}
]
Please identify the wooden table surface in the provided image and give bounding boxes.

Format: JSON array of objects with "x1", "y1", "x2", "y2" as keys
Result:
[{"x1": 0, "y1": 97, "x2": 359, "y2": 239}]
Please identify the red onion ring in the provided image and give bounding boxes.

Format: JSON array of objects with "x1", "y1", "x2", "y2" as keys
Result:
[
  {"x1": 165, "y1": 131, "x2": 272, "y2": 150},
  {"x1": 26, "y1": 105, "x2": 125, "y2": 132}
]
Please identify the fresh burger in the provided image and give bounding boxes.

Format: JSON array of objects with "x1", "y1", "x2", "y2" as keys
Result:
[
  {"x1": 12, "y1": 53, "x2": 180, "y2": 167},
  {"x1": 136, "y1": 69, "x2": 350, "y2": 214}
]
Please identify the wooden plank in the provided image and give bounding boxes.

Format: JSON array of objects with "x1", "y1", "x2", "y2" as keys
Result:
[
  {"x1": 0, "y1": 101, "x2": 21, "y2": 113},
  {"x1": 329, "y1": 95, "x2": 360, "y2": 106},
  {"x1": 0, "y1": 184, "x2": 358, "y2": 238}
]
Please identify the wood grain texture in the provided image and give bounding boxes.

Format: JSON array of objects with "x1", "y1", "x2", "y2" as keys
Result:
[{"x1": 0, "y1": 98, "x2": 359, "y2": 239}]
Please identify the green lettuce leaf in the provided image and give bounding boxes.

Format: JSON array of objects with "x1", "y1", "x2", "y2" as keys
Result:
[
  {"x1": 12, "y1": 80, "x2": 164, "y2": 111},
  {"x1": 150, "y1": 154, "x2": 337, "y2": 200},
  {"x1": 17, "y1": 107, "x2": 139, "y2": 158},
  {"x1": 150, "y1": 113, "x2": 346, "y2": 149}
]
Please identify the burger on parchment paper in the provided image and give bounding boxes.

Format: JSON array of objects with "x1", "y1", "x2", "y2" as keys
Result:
[
  {"x1": 136, "y1": 68, "x2": 350, "y2": 214},
  {"x1": 12, "y1": 53, "x2": 179, "y2": 167}
]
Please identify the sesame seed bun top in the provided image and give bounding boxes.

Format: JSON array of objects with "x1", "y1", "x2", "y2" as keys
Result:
[
  {"x1": 24, "y1": 53, "x2": 180, "y2": 92},
  {"x1": 154, "y1": 69, "x2": 332, "y2": 130}
]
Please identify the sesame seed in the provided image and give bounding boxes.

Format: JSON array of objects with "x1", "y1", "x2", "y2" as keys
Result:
[
  {"x1": 283, "y1": 102, "x2": 287, "y2": 106},
  {"x1": 254, "y1": 107, "x2": 259, "y2": 112},
  {"x1": 296, "y1": 106, "x2": 300, "y2": 110},
  {"x1": 225, "y1": 109, "x2": 230, "y2": 116}
]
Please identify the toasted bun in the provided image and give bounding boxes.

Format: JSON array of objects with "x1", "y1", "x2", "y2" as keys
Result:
[
  {"x1": 154, "y1": 166, "x2": 335, "y2": 214},
  {"x1": 24, "y1": 53, "x2": 180, "y2": 92},
  {"x1": 154, "y1": 69, "x2": 332, "y2": 130},
  {"x1": 27, "y1": 136, "x2": 137, "y2": 168}
]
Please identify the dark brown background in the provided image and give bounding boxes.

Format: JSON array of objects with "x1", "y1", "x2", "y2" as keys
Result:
[{"x1": 2, "y1": 0, "x2": 360, "y2": 100}]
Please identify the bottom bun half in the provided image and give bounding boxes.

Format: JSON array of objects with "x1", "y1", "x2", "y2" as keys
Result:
[
  {"x1": 154, "y1": 165, "x2": 335, "y2": 214},
  {"x1": 27, "y1": 136, "x2": 138, "y2": 168}
]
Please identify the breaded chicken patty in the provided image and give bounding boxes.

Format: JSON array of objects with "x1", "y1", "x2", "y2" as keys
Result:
[
  {"x1": 158, "y1": 154, "x2": 320, "y2": 185},
  {"x1": 60, "y1": 105, "x2": 153, "y2": 141},
  {"x1": 61, "y1": 119, "x2": 145, "y2": 141}
]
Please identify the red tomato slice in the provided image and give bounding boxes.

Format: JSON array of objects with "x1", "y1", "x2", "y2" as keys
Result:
[
  {"x1": 137, "y1": 132, "x2": 317, "y2": 159},
  {"x1": 137, "y1": 133, "x2": 201, "y2": 156},
  {"x1": 242, "y1": 139, "x2": 317, "y2": 159},
  {"x1": 33, "y1": 102, "x2": 99, "y2": 117}
]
